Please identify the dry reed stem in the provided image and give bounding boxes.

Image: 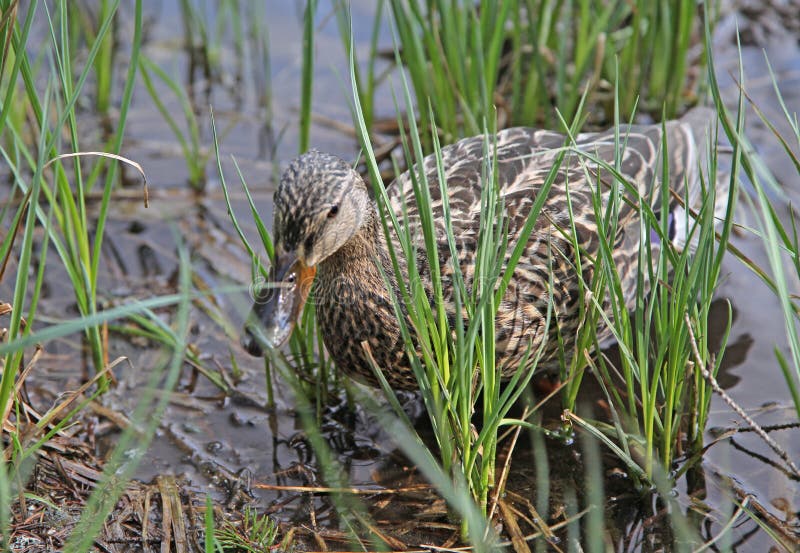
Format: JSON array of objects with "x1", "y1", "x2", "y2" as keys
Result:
[
  {"x1": 44, "y1": 152, "x2": 149, "y2": 207},
  {"x1": 685, "y1": 312, "x2": 800, "y2": 478}
]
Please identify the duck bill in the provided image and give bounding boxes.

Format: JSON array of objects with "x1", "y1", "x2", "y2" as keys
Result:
[{"x1": 242, "y1": 252, "x2": 317, "y2": 356}]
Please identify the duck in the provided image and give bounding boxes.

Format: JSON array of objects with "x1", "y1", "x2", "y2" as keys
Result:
[{"x1": 242, "y1": 110, "x2": 720, "y2": 390}]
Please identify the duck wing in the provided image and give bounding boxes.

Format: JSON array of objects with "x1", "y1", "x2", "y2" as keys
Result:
[
  {"x1": 387, "y1": 121, "x2": 703, "y2": 267},
  {"x1": 382, "y1": 119, "x2": 714, "y2": 370}
]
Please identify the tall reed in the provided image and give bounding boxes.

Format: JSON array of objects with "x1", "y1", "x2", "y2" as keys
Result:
[
  {"x1": 299, "y1": 0, "x2": 317, "y2": 154},
  {"x1": 0, "y1": 0, "x2": 142, "y2": 396},
  {"x1": 706, "y1": 47, "x2": 800, "y2": 420},
  {"x1": 345, "y1": 37, "x2": 580, "y2": 527},
  {"x1": 351, "y1": 1, "x2": 701, "y2": 151},
  {"x1": 343, "y1": 1, "x2": 738, "y2": 506},
  {"x1": 139, "y1": 56, "x2": 209, "y2": 189}
]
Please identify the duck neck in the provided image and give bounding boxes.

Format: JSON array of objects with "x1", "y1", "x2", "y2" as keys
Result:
[{"x1": 317, "y1": 202, "x2": 396, "y2": 286}]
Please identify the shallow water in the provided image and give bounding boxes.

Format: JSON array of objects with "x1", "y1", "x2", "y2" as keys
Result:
[{"x1": 5, "y1": 1, "x2": 800, "y2": 551}]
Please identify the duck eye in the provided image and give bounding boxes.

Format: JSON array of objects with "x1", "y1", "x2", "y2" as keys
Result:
[{"x1": 327, "y1": 205, "x2": 339, "y2": 218}]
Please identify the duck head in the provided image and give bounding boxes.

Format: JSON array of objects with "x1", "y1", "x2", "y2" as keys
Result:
[{"x1": 242, "y1": 150, "x2": 371, "y2": 356}]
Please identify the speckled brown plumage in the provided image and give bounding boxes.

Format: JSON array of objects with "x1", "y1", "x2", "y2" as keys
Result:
[{"x1": 246, "y1": 113, "x2": 719, "y2": 390}]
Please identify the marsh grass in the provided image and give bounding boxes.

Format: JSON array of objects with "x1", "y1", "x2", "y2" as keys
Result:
[
  {"x1": 0, "y1": 3, "x2": 28, "y2": 143},
  {"x1": 139, "y1": 55, "x2": 210, "y2": 189},
  {"x1": 388, "y1": 0, "x2": 510, "y2": 145},
  {"x1": 0, "y1": 0, "x2": 141, "y2": 400},
  {"x1": 147, "y1": 1, "x2": 269, "y2": 190},
  {"x1": 706, "y1": 46, "x2": 800, "y2": 421},
  {"x1": 179, "y1": 0, "x2": 269, "y2": 114},
  {"x1": 334, "y1": 0, "x2": 386, "y2": 133},
  {"x1": 67, "y1": 0, "x2": 116, "y2": 117},
  {"x1": 359, "y1": 0, "x2": 701, "y2": 150},
  {"x1": 553, "y1": 93, "x2": 738, "y2": 482},
  {"x1": 613, "y1": 0, "x2": 698, "y2": 117},
  {"x1": 300, "y1": 0, "x2": 317, "y2": 154},
  {"x1": 177, "y1": 0, "x2": 225, "y2": 92},
  {"x1": 346, "y1": 34, "x2": 578, "y2": 527},
  {"x1": 246, "y1": 3, "x2": 281, "y2": 171}
]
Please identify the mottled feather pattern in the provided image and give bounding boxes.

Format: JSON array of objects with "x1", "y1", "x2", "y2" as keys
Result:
[
  {"x1": 268, "y1": 115, "x2": 714, "y2": 390},
  {"x1": 373, "y1": 124, "x2": 698, "y2": 380}
]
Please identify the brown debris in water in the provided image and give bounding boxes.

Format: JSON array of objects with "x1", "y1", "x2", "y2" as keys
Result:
[
  {"x1": 5, "y1": 394, "x2": 569, "y2": 553},
  {"x1": 5, "y1": 435, "x2": 211, "y2": 551}
]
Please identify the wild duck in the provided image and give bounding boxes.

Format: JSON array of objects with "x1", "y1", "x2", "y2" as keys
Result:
[{"x1": 242, "y1": 110, "x2": 721, "y2": 390}]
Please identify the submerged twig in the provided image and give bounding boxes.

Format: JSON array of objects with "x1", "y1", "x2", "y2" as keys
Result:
[
  {"x1": 727, "y1": 477, "x2": 800, "y2": 549},
  {"x1": 497, "y1": 500, "x2": 532, "y2": 553},
  {"x1": 685, "y1": 313, "x2": 800, "y2": 478}
]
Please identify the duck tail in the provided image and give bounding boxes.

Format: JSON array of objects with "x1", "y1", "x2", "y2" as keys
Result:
[{"x1": 669, "y1": 106, "x2": 733, "y2": 252}]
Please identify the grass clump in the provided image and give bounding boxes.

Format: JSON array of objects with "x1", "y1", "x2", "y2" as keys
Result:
[
  {"x1": 561, "y1": 109, "x2": 737, "y2": 482},
  {"x1": 214, "y1": 506, "x2": 281, "y2": 553},
  {"x1": 139, "y1": 55, "x2": 210, "y2": 189},
  {"x1": 1, "y1": 0, "x2": 142, "y2": 391},
  {"x1": 353, "y1": 0, "x2": 701, "y2": 149},
  {"x1": 340, "y1": 3, "x2": 740, "y2": 535},
  {"x1": 346, "y1": 38, "x2": 570, "y2": 531}
]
